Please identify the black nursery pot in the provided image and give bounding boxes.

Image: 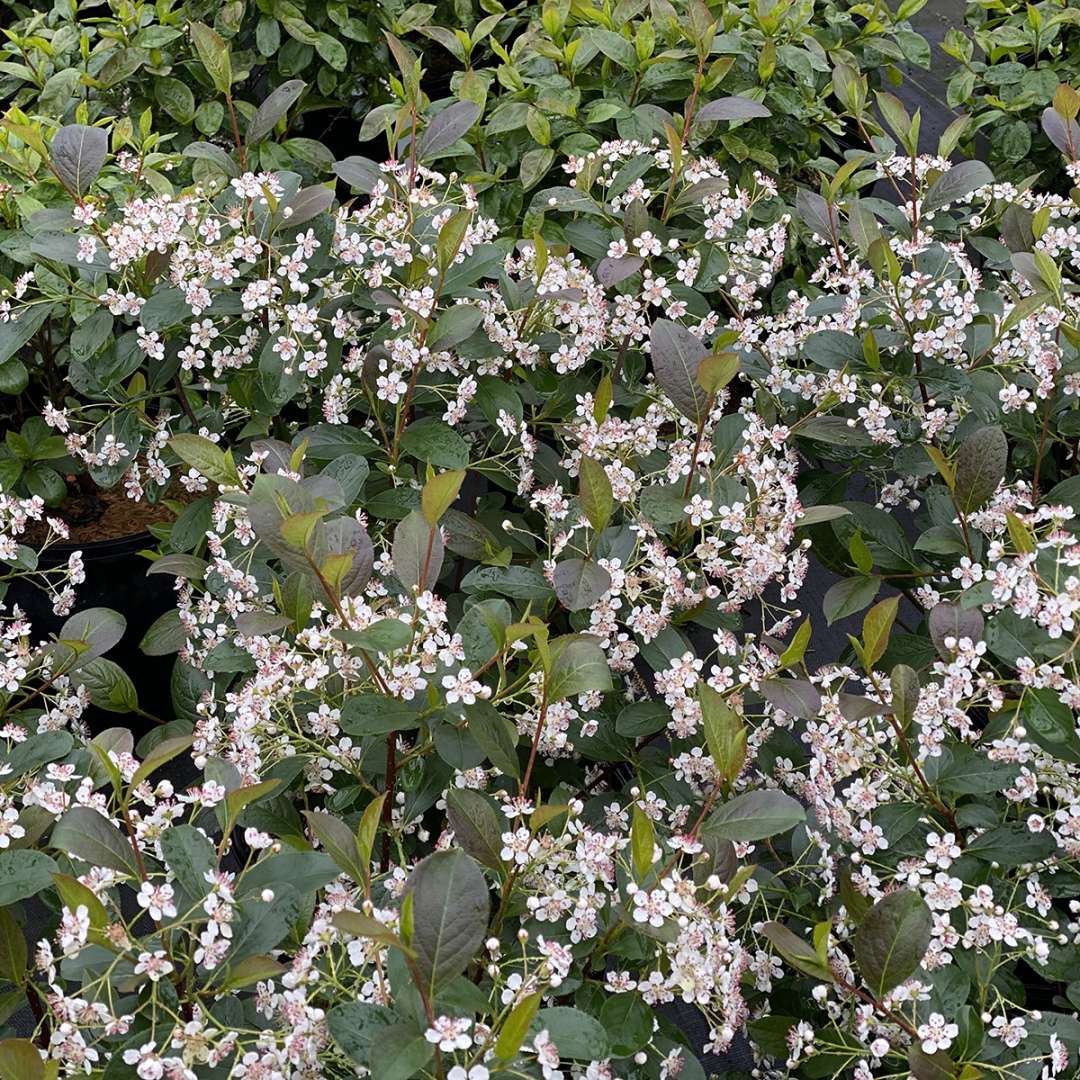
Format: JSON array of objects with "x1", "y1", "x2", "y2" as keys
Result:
[{"x1": 7, "y1": 532, "x2": 177, "y2": 735}]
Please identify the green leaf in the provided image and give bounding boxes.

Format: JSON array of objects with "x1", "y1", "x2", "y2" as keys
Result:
[
  {"x1": 861, "y1": 596, "x2": 898, "y2": 667},
  {"x1": 936, "y1": 747, "x2": 1019, "y2": 796},
  {"x1": 520, "y1": 147, "x2": 554, "y2": 190},
  {"x1": 190, "y1": 100, "x2": 226, "y2": 136},
  {"x1": 0, "y1": 909, "x2": 26, "y2": 984},
  {"x1": 533, "y1": 1007, "x2": 610, "y2": 1060},
  {"x1": 239, "y1": 851, "x2": 341, "y2": 902},
  {"x1": 461, "y1": 565, "x2": 553, "y2": 600},
  {"x1": 616, "y1": 701, "x2": 669, "y2": 737},
  {"x1": 823, "y1": 575, "x2": 881, "y2": 625},
  {"x1": 338, "y1": 619, "x2": 412, "y2": 654},
  {"x1": 315, "y1": 32, "x2": 348, "y2": 70},
  {"x1": 428, "y1": 305, "x2": 483, "y2": 351},
  {"x1": 922, "y1": 160, "x2": 994, "y2": 214},
  {"x1": 421, "y1": 470, "x2": 465, "y2": 525},
  {"x1": 578, "y1": 456, "x2": 613, "y2": 534},
  {"x1": 70, "y1": 309, "x2": 113, "y2": 362},
  {"x1": 639, "y1": 482, "x2": 689, "y2": 528},
  {"x1": 698, "y1": 683, "x2": 745, "y2": 784},
  {"x1": 303, "y1": 811, "x2": 364, "y2": 883},
  {"x1": 0, "y1": 1039, "x2": 44, "y2": 1080},
  {"x1": 366, "y1": 1022, "x2": 434, "y2": 1080},
  {"x1": 248, "y1": 79, "x2": 306, "y2": 144},
  {"x1": 546, "y1": 635, "x2": 612, "y2": 701},
  {"x1": 190, "y1": 21, "x2": 232, "y2": 96},
  {"x1": 0, "y1": 851, "x2": 57, "y2": 908},
  {"x1": 650, "y1": 319, "x2": 709, "y2": 422},
  {"x1": 341, "y1": 694, "x2": 422, "y2": 736},
  {"x1": 161, "y1": 824, "x2": 216, "y2": 900},
  {"x1": 74, "y1": 658, "x2": 138, "y2": 713},
  {"x1": 599, "y1": 993, "x2": 653, "y2": 1056},
  {"x1": 876, "y1": 91, "x2": 913, "y2": 150},
  {"x1": 465, "y1": 700, "x2": 520, "y2": 778},
  {"x1": 780, "y1": 618, "x2": 812, "y2": 667},
  {"x1": 1020, "y1": 687, "x2": 1080, "y2": 764},
  {"x1": 953, "y1": 425, "x2": 1006, "y2": 514},
  {"x1": 631, "y1": 804, "x2": 655, "y2": 881},
  {"x1": 50, "y1": 125, "x2": 107, "y2": 195},
  {"x1": 226, "y1": 884, "x2": 302, "y2": 964},
  {"x1": 761, "y1": 921, "x2": 833, "y2": 981},
  {"x1": 0, "y1": 304, "x2": 50, "y2": 370},
  {"x1": 853, "y1": 888, "x2": 932, "y2": 998},
  {"x1": 52, "y1": 872, "x2": 109, "y2": 934},
  {"x1": 965, "y1": 822, "x2": 1055, "y2": 866},
  {"x1": 400, "y1": 418, "x2": 469, "y2": 469},
  {"x1": 328, "y1": 1002, "x2": 395, "y2": 1067},
  {"x1": 890, "y1": 664, "x2": 919, "y2": 730},
  {"x1": 356, "y1": 794, "x2": 385, "y2": 874},
  {"x1": 154, "y1": 537, "x2": 208, "y2": 575},
  {"x1": 140, "y1": 609, "x2": 187, "y2": 657},
  {"x1": 170, "y1": 434, "x2": 239, "y2": 486},
  {"x1": 406, "y1": 849, "x2": 490, "y2": 989},
  {"x1": 51, "y1": 807, "x2": 137, "y2": 877},
  {"x1": 587, "y1": 27, "x2": 637, "y2": 69},
  {"x1": 3, "y1": 731, "x2": 73, "y2": 779},
  {"x1": 279, "y1": 510, "x2": 324, "y2": 553},
  {"x1": 446, "y1": 789, "x2": 504, "y2": 870},
  {"x1": 155, "y1": 77, "x2": 196, "y2": 123},
  {"x1": 495, "y1": 992, "x2": 541, "y2": 1060},
  {"x1": 703, "y1": 790, "x2": 804, "y2": 841},
  {"x1": 0, "y1": 360, "x2": 27, "y2": 396},
  {"x1": 392, "y1": 510, "x2": 444, "y2": 593},
  {"x1": 436, "y1": 210, "x2": 471, "y2": 272},
  {"x1": 696, "y1": 352, "x2": 740, "y2": 394},
  {"x1": 553, "y1": 558, "x2": 611, "y2": 611},
  {"x1": 218, "y1": 954, "x2": 287, "y2": 992},
  {"x1": 182, "y1": 141, "x2": 240, "y2": 178},
  {"x1": 223, "y1": 780, "x2": 283, "y2": 832}
]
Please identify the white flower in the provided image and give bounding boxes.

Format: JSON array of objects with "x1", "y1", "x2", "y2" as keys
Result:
[
  {"x1": 917, "y1": 1013, "x2": 958, "y2": 1054},
  {"x1": 425, "y1": 1016, "x2": 472, "y2": 1051},
  {"x1": 136, "y1": 881, "x2": 177, "y2": 921}
]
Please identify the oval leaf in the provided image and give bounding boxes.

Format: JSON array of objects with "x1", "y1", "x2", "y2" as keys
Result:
[
  {"x1": 417, "y1": 100, "x2": 481, "y2": 159},
  {"x1": 650, "y1": 319, "x2": 709, "y2": 422},
  {"x1": 853, "y1": 888, "x2": 932, "y2": 998},
  {"x1": 51, "y1": 125, "x2": 108, "y2": 195},
  {"x1": 553, "y1": 558, "x2": 612, "y2": 611},
  {"x1": 406, "y1": 848, "x2": 490, "y2": 989},
  {"x1": 695, "y1": 96, "x2": 771, "y2": 121},
  {"x1": 703, "y1": 789, "x2": 805, "y2": 842},
  {"x1": 953, "y1": 424, "x2": 1006, "y2": 514}
]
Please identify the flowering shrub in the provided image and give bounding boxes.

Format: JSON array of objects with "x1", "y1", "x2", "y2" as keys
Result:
[{"x1": 5, "y1": 4, "x2": 1080, "y2": 1080}]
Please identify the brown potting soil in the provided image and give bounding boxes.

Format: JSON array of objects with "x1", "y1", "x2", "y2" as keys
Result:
[{"x1": 25, "y1": 480, "x2": 182, "y2": 545}]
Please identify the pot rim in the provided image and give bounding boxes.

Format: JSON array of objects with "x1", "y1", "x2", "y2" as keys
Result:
[{"x1": 32, "y1": 529, "x2": 156, "y2": 568}]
